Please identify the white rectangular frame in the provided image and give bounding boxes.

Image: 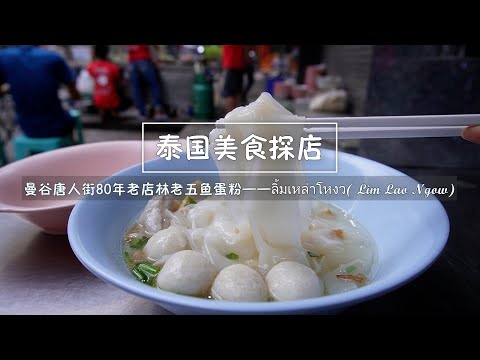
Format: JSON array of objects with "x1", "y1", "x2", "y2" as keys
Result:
[{"x1": 142, "y1": 122, "x2": 338, "y2": 174}]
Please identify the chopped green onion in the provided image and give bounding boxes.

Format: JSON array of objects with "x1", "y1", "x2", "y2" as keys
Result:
[
  {"x1": 137, "y1": 262, "x2": 160, "y2": 276},
  {"x1": 346, "y1": 265, "x2": 356, "y2": 274},
  {"x1": 307, "y1": 251, "x2": 321, "y2": 258},
  {"x1": 146, "y1": 277, "x2": 157, "y2": 286},
  {"x1": 226, "y1": 252, "x2": 239, "y2": 260},
  {"x1": 130, "y1": 237, "x2": 149, "y2": 249},
  {"x1": 131, "y1": 268, "x2": 147, "y2": 282},
  {"x1": 131, "y1": 262, "x2": 160, "y2": 285},
  {"x1": 180, "y1": 196, "x2": 197, "y2": 207}
]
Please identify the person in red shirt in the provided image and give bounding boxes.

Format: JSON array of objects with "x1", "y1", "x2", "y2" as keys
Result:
[
  {"x1": 87, "y1": 45, "x2": 121, "y2": 122},
  {"x1": 222, "y1": 45, "x2": 248, "y2": 112},
  {"x1": 127, "y1": 45, "x2": 166, "y2": 121}
]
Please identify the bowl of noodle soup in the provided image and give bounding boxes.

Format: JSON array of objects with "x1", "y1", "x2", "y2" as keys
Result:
[
  {"x1": 68, "y1": 94, "x2": 449, "y2": 314},
  {"x1": 68, "y1": 149, "x2": 449, "y2": 314}
]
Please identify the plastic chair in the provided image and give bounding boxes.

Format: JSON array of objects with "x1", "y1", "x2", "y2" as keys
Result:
[
  {"x1": 70, "y1": 109, "x2": 84, "y2": 145},
  {"x1": 14, "y1": 110, "x2": 84, "y2": 160}
]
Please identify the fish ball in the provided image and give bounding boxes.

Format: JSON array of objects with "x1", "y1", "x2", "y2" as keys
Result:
[
  {"x1": 265, "y1": 261, "x2": 324, "y2": 301},
  {"x1": 211, "y1": 264, "x2": 268, "y2": 302},
  {"x1": 156, "y1": 250, "x2": 217, "y2": 296}
]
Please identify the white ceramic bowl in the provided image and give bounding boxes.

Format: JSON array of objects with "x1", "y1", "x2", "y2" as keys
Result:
[{"x1": 68, "y1": 149, "x2": 449, "y2": 314}]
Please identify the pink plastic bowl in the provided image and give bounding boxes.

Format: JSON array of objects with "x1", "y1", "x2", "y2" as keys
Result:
[{"x1": 0, "y1": 141, "x2": 159, "y2": 234}]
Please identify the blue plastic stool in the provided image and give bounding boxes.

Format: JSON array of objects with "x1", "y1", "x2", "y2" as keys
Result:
[
  {"x1": 70, "y1": 109, "x2": 84, "y2": 145},
  {"x1": 14, "y1": 135, "x2": 73, "y2": 160},
  {"x1": 14, "y1": 110, "x2": 84, "y2": 160}
]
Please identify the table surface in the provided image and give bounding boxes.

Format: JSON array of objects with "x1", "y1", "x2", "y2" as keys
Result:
[{"x1": 1, "y1": 167, "x2": 479, "y2": 315}]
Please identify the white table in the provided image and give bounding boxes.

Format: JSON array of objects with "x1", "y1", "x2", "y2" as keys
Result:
[{"x1": 0, "y1": 213, "x2": 172, "y2": 315}]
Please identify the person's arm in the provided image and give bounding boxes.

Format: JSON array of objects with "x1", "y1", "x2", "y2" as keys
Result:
[
  {"x1": 0, "y1": 83, "x2": 9, "y2": 96},
  {"x1": 243, "y1": 45, "x2": 253, "y2": 64},
  {"x1": 151, "y1": 45, "x2": 162, "y2": 63},
  {"x1": 0, "y1": 59, "x2": 7, "y2": 96},
  {"x1": 66, "y1": 81, "x2": 81, "y2": 101},
  {"x1": 54, "y1": 55, "x2": 81, "y2": 101},
  {"x1": 462, "y1": 126, "x2": 480, "y2": 144}
]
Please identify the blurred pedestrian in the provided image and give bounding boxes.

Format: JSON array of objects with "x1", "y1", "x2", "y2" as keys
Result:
[
  {"x1": 296, "y1": 45, "x2": 323, "y2": 85},
  {"x1": 127, "y1": 45, "x2": 167, "y2": 121},
  {"x1": 0, "y1": 45, "x2": 80, "y2": 138},
  {"x1": 241, "y1": 45, "x2": 255, "y2": 105},
  {"x1": 222, "y1": 45, "x2": 247, "y2": 113},
  {"x1": 87, "y1": 45, "x2": 121, "y2": 122}
]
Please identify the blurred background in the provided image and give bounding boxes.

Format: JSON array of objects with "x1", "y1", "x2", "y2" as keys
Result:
[{"x1": 1, "y1": 44, "x2": 480, "y2": 167}]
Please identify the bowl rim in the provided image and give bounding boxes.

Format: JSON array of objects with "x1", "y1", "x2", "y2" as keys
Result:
[
  {"x1": 0, "y1": 141, "x2": 152, "y2": 213},
  {"x1": 68, "y1": 149, "x2": 450, "y2": 313}
]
